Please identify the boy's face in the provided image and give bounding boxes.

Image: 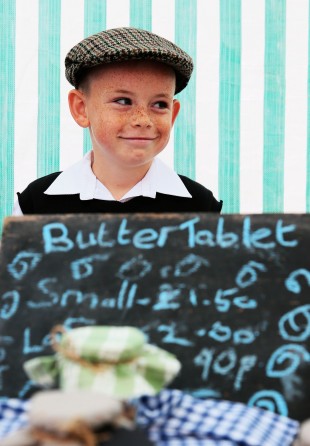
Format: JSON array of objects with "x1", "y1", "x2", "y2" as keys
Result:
[{"x1": 69, "y1": 60, "x2": 180, "y2": 172}]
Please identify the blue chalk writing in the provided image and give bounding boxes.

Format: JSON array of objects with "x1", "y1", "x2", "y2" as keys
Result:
[
  {"x1": 41, "y1": 216, "x2": 298, "y2": 252},
  {"x1": 157, "y1": 224, "x2": 180, "y2": 247},
  {"x1": 189, "y1": 288, "x2": 198, "y2": 306},
  {"x1": 194, "y1": 229, "x2": 216, "y2": 247},
  {"x1": 28, "y1": 278, "x2": 58, "y2": 308},
  {"x1": 234, "y1": 355, "x2": 257, "y2": 390},
  {"x1": 235, "y1": 261, "x2": 267, "y2": 288},
  {"x1": 23, "y1": 328, "x2": 51, "y2": 354},
  {"x1": 7, "y1": 251, "x2": 42, "y2": 280},
  {"x1": 233, "y1": 329, "x2": 256, "y2": 344},
  {"x1": 266, "y1": 344, "x2": 310, "y2": 377},
  {"x1": 101, "y1": 298, "x2": 116, "y2": 308},
  {"x1": 97, "y1": 223, "x2": 115, "y2": 247},
  {"x1": 158, "y1": 323, "x2": 193, "y2": 346},
  {"x1": 242, "y1": 218, "x2": 297, "y2": 249},
  {"x1": 136, "y1": 298, "x2": 151, "y2": 306},
  {"x1": 242, "y1": 217, "x2": 275, "y2": 249},
  {"x1": 174, "y1": 254, "x2": 209, "y2": 277},
  {"x1": 285, "y1": 268, "x2": 310, "y2": 294},
  {"x1": 18, "y1": 380, "x2": 36, "y2": 399},
  {"x1": 194, "y1": 348, "x2": 214, "y2": 380},
  {"x1": 248, "y1": 390, "x2": 288, "y2": 416},
  {"x1": 117, "y1": 280, "x2": 137, "y2": 309},
  {"x1": 61, "y1": 290, "x2": 98, "y2": 309},
  {"x1": 208, "y1": 322, "x2": 231, "y2": 342},
  {"x1": 133, "y1": 228, "x2": 158, "y2": 249},
  {"x1": 117, "y1": 218, "x2": 132, "y2": 245},
  {"x1": 214, "y1": 288, "x2": 238, "y2": 312},
  {"x1": 279, "y1": 304, "x2": 310, "y2": 341},
  {"x1": 0, "y1": 291, "x2": 19, "y2": 319},
  {"x1": 216, "y1": 218, "x2": 239, "y2": 248},
  {"x1": 195, "y1": 329, "x2": 207, "y2": 337},
  {"x1": 76, "y1": 229, "x2": 98, "y2": 249},
  {"x1": 194, "y1": 347, "x2": 257, "y2": 391},
  {"x1": 43, "y1": 223, "x2": 74, "y2": 253},
  {"x1": 179, "y1": 217, "x2": 200, "y2": 248},
  {"x1": 190, "y1": 389, "x2": 221, "y2": 398},
  {"x1": 213, "y1": 349, "x2": 237, "y2": 375},
  {"x1": 153, "y1": 284, "x2": 181, "y2": 310},
  {"x1": 159, "y1": 265, "x2": 172, "y2": 278},
  {"x1": 117, "y1": 255, "x2": 152, "y2": 281},
  {"x1": 276, "y1": 220, "x2": 298, "y2": 247},
  {"x1": 71, "y1": 253, "x2": 110, "y2": 279},
  {"x1": 233, "y1": 295, "x2": 257, "y2": 309}
]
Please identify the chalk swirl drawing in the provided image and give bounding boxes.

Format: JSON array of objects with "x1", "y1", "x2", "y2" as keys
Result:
[
  {"x1": 248, "y1": 390, "x2": 288, "y2": 416},
  {"x1": 285, "y1": 268, "x2": 310, "y2": 293},
  {"x1": 7, "y1": 251, "x2": 42, "y2": 280},
  {"x1": 279, "y1": 305, "x2": 310, "y2": 341},
  {"x1": 266, "y1": 344, "x2": 310, "y2": 377}
]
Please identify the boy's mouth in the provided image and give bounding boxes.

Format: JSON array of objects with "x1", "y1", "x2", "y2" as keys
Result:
[
  {"x1": 119, "y1": 136, "x2": 156, "y2": 140},
  {"x1": 119, "y1": 136, "x2": 157, "y2": 146}
]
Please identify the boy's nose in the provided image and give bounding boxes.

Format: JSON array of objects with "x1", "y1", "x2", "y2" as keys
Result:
[{"x1": 130, "y1": 107, "x2": 153, "y2": 127}]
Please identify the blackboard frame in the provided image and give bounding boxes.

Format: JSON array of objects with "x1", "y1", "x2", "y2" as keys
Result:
[{"x1": 0, "y1": 213, "x2": 309, "y2": 421}]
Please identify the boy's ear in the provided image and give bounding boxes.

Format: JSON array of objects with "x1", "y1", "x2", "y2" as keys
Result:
[
  {"x1": 68, "y1": 89, "x2": 90, "y2": 128},
  {"x1": 172, "y1": 99, "x2": 181, "y2": 126}
]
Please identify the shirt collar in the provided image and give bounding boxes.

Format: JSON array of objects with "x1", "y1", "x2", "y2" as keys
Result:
[{"x1": 44, "y1": 151, "x2": 192, "y2": 201}]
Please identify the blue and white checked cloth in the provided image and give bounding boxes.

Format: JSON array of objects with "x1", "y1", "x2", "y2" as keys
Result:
[
  {"x1": 136, "y1": 390, "x2": 299, "y2": 446},
  {"x1": 0, "y1": 398, "x2": 29, "y2": 440},
  {"x1": 0, "y1": 390, "x2": 300, "y2": 445}
]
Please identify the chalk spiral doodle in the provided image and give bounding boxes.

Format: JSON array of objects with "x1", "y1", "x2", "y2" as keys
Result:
[
  {"x1": 7, "y1": 251, "x2": 42, "y2": 280},
  {"x1": 248, "y1": 390, "x2": 288, "y2": 416},
  {"x1": 285, "y1": 268, "x2": 310, "y2": 294},
  {"x1": 279, "y1": 305, "x2": 310, "y2": 341},
  {"x1": 266, "y1": 344, "x2": 310, "y2": 377}
]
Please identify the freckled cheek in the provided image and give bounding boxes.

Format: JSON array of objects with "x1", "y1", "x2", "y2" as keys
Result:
[{"x1": 95, "y1": 113, "x2": 127, "y2": 133}]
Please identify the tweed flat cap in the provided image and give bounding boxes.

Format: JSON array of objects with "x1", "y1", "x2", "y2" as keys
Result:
[{"x1": 65, "y1": 27, "x2": 193, "y2": 93}]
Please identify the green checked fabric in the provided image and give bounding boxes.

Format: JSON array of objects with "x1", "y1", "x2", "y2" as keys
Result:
[
  {"x1": 60, "y1": 325, "x2": 145, "y2": 362},
  {"x1": 24, "y1": 326, "x2": 181, "y2": 398}
]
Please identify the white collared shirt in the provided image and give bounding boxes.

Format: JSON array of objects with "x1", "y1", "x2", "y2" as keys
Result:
[{"x1": 13, "y1": 151, "x2": 192, "y2": 215}]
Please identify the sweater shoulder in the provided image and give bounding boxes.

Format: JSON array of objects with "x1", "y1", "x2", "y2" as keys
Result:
[
  {"x1": 178, "y1": 174, "x2": 223, "y2": 212},
  {"x1": 17, "y1": 172, "x2": 62, "y2": 213},
  {"x1": 21, "y1": 172, "x2": 61, "y2": 192}
]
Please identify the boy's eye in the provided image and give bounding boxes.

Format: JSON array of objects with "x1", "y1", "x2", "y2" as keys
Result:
[
  {"x1": 114, "y1": 98, "x2": 132, "y2": 105},
  {"x1": 154, "y1": 101, "x2": 169, "y2": 109}
]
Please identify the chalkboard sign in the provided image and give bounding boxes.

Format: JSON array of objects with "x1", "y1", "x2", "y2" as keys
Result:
[{"x1": 0, "y1": 213, "x2": 309, "y2": 422}]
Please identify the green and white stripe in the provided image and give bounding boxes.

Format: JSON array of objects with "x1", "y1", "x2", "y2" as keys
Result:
[
  {"x1": 83, "y1": 0, "x2": 107, "y2": 154},
  {"x1": 218, "y1": 0, "x2": 241, "y2": 213},
  {"x1": 174, "y1": 0, "x2": 197, "y2": 180},
  {"x1": 308, "y1": 1, "x2": 310, "y2": 213},
  {"x1": 1, "y1": 0, "x2": 310, "y2": 232},
  {"x1": 130, "y1": 0, "x2": 152, "y2": 30},
  {"x1": 37, "y1": 0, "x2": 61, "y2": 177},
  {"x1": 0, "y1": 1, "x2": 15, "y2": 220}
]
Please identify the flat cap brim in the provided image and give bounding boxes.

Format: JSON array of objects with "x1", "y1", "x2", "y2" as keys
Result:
[{"x1": 65, "y1": 27, "x2": 193, "y2": 94}]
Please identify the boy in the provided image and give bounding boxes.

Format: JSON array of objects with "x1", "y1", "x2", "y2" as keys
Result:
[{"x1": 13, "y1": 27, "x2": 222, "y2": 215}]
